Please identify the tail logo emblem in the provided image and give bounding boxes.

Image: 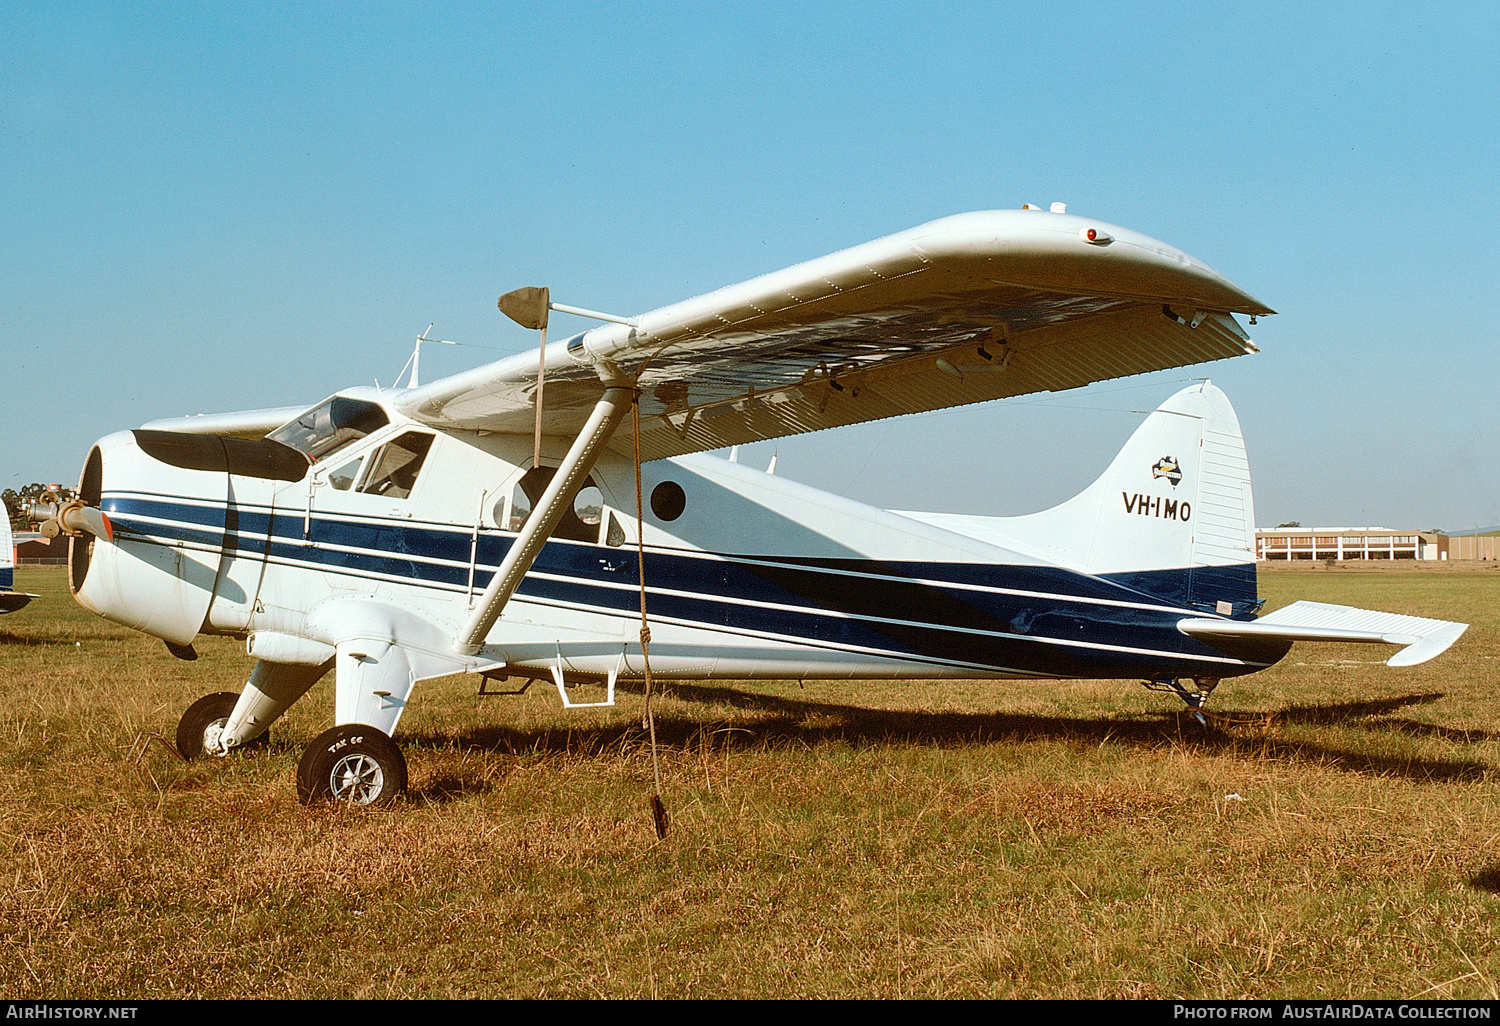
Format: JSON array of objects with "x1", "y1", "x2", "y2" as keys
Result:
[{"x1": 1152, "y1": 456, "x2": 1182, "y2": 487}]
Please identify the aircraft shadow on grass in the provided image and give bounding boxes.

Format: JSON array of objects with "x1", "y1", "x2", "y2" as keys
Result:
[
  {"x1": 0, "y1": 630, "x2": 87, "y2": 647},
  {"x1": 392, "y1": 684, "x2": 1492, "y2": 802}
]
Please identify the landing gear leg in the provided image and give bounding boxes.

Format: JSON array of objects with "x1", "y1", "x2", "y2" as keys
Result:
[
  {"x1": 293, "y1": 628, "x2": 418, "y2": 805},
  {"x1": 219, "y1": 659, "x2": 329, "y2": 751}
]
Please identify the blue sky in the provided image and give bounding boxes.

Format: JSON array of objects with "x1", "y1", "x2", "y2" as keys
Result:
[{"x1": 3, "y1": 2, "x2": 1496, "y2": 529}]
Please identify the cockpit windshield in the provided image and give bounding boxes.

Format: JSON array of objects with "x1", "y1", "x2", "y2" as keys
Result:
[{"x1": 268, "y1": 397, "x2": 389, "y2": 463}]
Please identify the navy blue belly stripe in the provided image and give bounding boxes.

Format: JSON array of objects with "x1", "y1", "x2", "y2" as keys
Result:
[{"x1": 100, "y1": 494, "x2": 1265, "y2": 677}]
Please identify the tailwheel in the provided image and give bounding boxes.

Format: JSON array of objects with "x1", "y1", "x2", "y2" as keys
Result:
[
  {"x1": 296, "y1": 724, "x2": 408, "y2": 806},
  {"x1": 176, "y1": 692, "x2": 269, "y2": 760},
  {"x1": 1141, "y1": 677, "x2": 1220, "y2": 729}
]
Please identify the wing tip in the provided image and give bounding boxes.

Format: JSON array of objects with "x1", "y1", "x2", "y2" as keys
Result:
[{"x1": 1385, "y1": 622, "x2": 1469, "y2": 667}]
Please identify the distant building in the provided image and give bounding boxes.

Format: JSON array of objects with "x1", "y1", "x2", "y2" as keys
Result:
[
  {"x1": 1447, "y1": 535, "x2": 1499, "y2": 561},
  {"x1": 13, "y1": 531, "x2": 68, "y2": 565},
  {"x1": 1255, "y1": 528, "x2": 1449, "y2": 562}
]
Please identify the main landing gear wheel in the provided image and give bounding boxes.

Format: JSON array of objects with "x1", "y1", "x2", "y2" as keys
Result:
[
  {"x1": 296, "y1": 724, "x2": 408, "y2": 806},
  {"x1": 176, "y1": 692, "x2": 269, "y2": 760}
]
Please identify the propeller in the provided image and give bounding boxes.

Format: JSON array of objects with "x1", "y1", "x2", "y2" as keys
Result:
[{"x1": 31, "y1": 495, "x2": 113, "y2": 542}]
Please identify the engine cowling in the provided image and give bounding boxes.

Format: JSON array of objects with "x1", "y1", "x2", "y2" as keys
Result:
[{"x1": 69, "y1": 432, "x2": 230, "y2": 646}]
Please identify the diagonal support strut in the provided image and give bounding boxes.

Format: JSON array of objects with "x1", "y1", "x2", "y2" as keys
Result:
[{"x1": 454, "y1": 384, "x2": 634, "y2": 656}]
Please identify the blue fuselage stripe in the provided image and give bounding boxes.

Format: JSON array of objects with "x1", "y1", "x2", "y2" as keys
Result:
[{"x1": 100, "y1": 493, "x2": 1265, "y2": 677}]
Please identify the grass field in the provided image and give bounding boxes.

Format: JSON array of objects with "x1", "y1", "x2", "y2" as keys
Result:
[{"x1": 3, "y1": 562, "x2": 1499, "y2": 999}]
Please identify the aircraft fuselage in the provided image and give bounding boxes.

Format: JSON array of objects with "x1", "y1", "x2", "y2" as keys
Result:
[{"x1": 67, "y1": 393, "x2": 1280, "y2": 700}]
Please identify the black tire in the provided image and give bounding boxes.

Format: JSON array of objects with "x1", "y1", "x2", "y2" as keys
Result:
[
  {"x1": 176, "y1": 692, "x2": 269, "y2": 760},
  {"x1": 296, "y1": 724, "x2": 408, "y2": 806}
]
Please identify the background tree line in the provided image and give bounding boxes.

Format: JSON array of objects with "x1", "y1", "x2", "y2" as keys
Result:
[{"x1": 3, "y1": 482, "x2": 76, "y2": 532}]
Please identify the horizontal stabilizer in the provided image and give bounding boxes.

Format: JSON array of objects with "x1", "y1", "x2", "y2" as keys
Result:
[
  {"x1": 0, "y1": 592, "x2": 37, "y2": 614},
  {"x1": 1178, "y1": 600, "x2": 1468, "y2": 667}
]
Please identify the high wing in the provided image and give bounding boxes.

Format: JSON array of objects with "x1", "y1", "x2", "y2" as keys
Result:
[{"x1": 397, "y1": 209, "x2": 1274, "y2": 461}]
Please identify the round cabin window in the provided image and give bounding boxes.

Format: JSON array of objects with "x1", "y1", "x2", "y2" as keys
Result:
[
  {"x1": 650, "y1": 481, "x2": 686, "y2": 522},
  {"x1": 573, "y1": 484, "x2": 603, "y2": 527}
]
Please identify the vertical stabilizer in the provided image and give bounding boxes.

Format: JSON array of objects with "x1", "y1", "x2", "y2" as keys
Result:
[
  {"x1": 1, "y1": 512, "x2": 13, "y2": 591},
  {"x1": 903, "y1": 382, "x2": 1258, "y2": 615},
  {"x1": 1014, "y1": 381, "x2": 1257, "y2": 612},
  {"x1": 0, "y1": 507, "x2": 34, "y2": 612}
]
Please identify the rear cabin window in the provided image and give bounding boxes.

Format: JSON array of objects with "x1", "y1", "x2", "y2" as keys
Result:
[
  {"x1": 499, "y1": 466, "x2": 605, "y2": 543},
  {"x1": 269, "y1": 397, "x2": 389, "y2": 463},
  {"x1": 358, "y1": 432, "x2": 433, "y2": 500}
]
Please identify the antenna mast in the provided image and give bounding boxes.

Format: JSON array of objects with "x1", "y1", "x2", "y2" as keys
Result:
[{"x1": 398, "y1": 324, "x2": 460, "y2": 388}]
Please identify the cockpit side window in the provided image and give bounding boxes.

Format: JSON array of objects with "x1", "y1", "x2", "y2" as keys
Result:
[
  {"x1": 358, "y1": 432, "x2": 433, "y2": 500},
  {"x1": 269, "y1": 397, "x2": 389, "y2": 463},
  {"x1": 328, "y1": 457, "x2": 363, "y2": 491}
]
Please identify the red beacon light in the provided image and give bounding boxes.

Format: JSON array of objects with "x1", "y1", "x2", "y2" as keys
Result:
[{"x1": 1081, "y1": 226, "x2": 1114, "y2": 246}]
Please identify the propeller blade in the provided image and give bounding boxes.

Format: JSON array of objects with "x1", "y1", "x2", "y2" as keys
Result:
[{"x1": 56, "y1": 501, "x2": 113, "y2": 542}]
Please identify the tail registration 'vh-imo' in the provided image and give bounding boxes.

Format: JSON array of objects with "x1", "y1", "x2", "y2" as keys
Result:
[{"x1": 37, "y1": 208, "x2": 1467, "y2": 804}]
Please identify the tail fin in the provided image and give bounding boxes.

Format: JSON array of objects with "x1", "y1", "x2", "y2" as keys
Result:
[
  {"x1": 987, "y1": 381, "x2": 1258, "y2": 614},
  {"x1": 1, "y1": 513, "x2": 13, "y2": 591},
  {"x1": 0, "y1": 511, "x2": 32, "y2": 611}
]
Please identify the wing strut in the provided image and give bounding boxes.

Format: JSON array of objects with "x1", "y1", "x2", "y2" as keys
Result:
[{"x1": 454, "y1": 384, "x2": 634, "y2": 656}]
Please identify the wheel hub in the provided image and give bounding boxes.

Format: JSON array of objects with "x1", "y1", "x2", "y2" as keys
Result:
[
  {"x1": 202, "y1": 717, "x2": 231, "y2": 757},
  {"x1": 329, "y1": 754, "x2": 385, "y2": 804}
]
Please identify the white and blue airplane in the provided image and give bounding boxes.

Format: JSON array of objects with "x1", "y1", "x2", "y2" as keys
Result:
[
  {"x1": 1, "y1": 512, "x2": 37, "y2": 613},
  {"x1": 36, "y1": 207, "x2": 1467, "y2": 804}
]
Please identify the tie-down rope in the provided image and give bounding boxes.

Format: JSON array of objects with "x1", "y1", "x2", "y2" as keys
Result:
[{"x1": 632, "y1": 393, "x2": 670, "y2": 839}]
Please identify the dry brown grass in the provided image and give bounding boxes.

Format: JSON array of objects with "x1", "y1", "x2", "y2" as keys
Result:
[{"x1": 3, "y1": 563, "x2": 1500, "y2": 998}]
